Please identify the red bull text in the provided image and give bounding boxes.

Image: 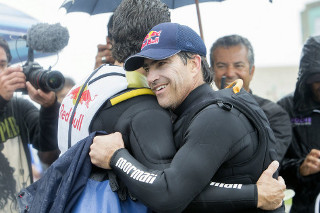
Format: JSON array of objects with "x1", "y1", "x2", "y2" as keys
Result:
[{"x1": 59, "y1": 104, "x2": 84, "y2": 131}]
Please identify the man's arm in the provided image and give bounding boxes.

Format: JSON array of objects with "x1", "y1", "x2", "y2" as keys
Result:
[
  {"x1": 185, "y1": 161, "x2": 285, "y2": 212},
  {"x1": 26, "y1": 81, "x2": 60, "y2": 164}
]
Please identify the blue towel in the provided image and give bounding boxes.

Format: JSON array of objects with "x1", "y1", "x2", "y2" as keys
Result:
[
  {"x1": 18, "y1": 131, "x2": 150, "y2": 213},
  {"x1": 18, "y1": 131, "x2": 103, "y2": 213}
]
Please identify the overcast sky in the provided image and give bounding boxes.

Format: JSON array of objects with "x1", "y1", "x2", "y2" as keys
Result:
[{"x1": 0, "y1": 0, "x2": 317, "y2": 83}]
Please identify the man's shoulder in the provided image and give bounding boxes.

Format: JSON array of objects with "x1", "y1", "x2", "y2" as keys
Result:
[
  {"x1": 111, "y1": 91, "x2": 165, "y2": 115},
  {"x1": 198, "y1": 103, "x2": 252, "y2": 127},
  {"x1": 276, "y1": 93, "x2": 294, "y2": 111},
  {"x1": 277, "y1": 93, "x2": 294, "y2": 105},
  {"x1": 252, "y1": 94, "x2": 288, "y2": 115},
  {"x1": 252, "y1": 94, "x2": 276, "y2": 107}
]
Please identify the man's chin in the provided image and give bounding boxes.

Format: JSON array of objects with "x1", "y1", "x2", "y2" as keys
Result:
[{"x1": 157, "y1": 98, "x2": 170, "y2": 109}]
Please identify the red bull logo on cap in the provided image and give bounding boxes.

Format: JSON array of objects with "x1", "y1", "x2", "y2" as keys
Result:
[
  {"x1": 68, "y1": 84, "x2": 97, "y2": 108},
  {"x1": 141, "y1": 30, "x2": 162, "y2": 50}
]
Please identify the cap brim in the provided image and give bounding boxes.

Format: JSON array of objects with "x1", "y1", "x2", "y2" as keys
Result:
[{"x1": 124, "y1": 48, "x2": 180, "y2": 71}]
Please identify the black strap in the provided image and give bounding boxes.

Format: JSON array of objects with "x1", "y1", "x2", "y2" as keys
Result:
[
  {"x1": 67, "y1": 68, "x2": 126, "y2": 149},
  {"x1": 180, "y1": 88, "x2": 277, "y2": 172}
]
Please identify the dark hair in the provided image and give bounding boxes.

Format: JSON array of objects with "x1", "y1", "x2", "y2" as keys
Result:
[
  {"x1": 0, "y1": 151, "x2": 16, "y2": 209},
  {"x1": 0, "y1": 37, "x2": 12, "y2": 63},
  {"x1": 177, "y1": 51, "x2": 213, "y2": 84},
  {"x1": 107, "y1": 15, "x2": 114, "y2": 40},
  {"x1": 210, "y1": 34, "x2": 254, "y2": 73},
  {"x1": 112, "y1": 0, "x2": 171, "y2": 63}
]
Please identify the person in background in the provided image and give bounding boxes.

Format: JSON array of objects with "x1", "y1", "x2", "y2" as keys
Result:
[
  {"x1": 277, "y1": 35, "x2": 320, "y2": 213},
  {"x1": 94, "y1": 14, "x2": 115, "y2": 69},
  {"x1": 0, "y1": 37, "x2": 60, "y2": 212},
  {"x1": 56, "y1": 76, "x2": 75, "y2": 103},
  {"x1": 210, "y1": 34, "x2": 292, "y2": 162}
]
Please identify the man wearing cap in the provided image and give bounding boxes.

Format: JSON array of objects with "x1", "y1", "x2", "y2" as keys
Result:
[
  {"x1": 90, "y1": 22, "x2": 286, "y2": 213},
  {"x1": 277, "y1": 35, "x2": 320, "y2": 213}
]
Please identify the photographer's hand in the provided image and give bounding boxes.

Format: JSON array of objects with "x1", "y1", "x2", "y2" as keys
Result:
[
  {"x1": 0, "y1": 66, "x2": 26, "y2": 100},
  {"x1": 26, "y1": 82, "x2": 56, "y2": 107}
]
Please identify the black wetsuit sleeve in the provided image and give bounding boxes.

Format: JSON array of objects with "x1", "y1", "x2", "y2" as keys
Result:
[
  {"x1": 185, "y1": 183, "x2": 257, "y2": 212},
  {"x1": 127, "y1": 107, "x2": 176, "y2": 170},
  {"x1": 38, "y1": 100, "x2": 60, "y2": 151},
  {"x1": 110, "y1": 106, "x2": 257, "y2": 212}
]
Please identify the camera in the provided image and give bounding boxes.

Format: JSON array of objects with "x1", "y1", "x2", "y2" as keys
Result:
[
  {"x1": 22, "y1": 61, "x2": 65, "y2": 93},
  {"x1": 18, "y1": 46, "x2": 65, "y2": 93}
]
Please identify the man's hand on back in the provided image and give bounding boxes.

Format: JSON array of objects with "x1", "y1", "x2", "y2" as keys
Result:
[
  {"x1": 256, "y1": 161, "x2": 286, "y2": 210},
  {"x1": 90, "y1": 132, "x2": 125, "y2": 169}
]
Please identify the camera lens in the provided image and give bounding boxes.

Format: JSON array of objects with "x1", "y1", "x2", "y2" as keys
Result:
[
  {"x1": 45, "y1": 71, "x2": 65, "y2": 92},
  {"x1": 22, "y1": 62, "x2": 65, "y2": 92}
]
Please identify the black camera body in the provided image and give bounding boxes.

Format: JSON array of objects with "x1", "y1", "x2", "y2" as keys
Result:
[
  {"x1": 22, "y1": 61, "x2": 65, "y2": 93},
  {"x1": 18, "y1": 46, "x2": 65, "y2": 94}
]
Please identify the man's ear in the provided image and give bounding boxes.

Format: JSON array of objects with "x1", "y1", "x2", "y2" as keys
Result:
[
  {"x1": 249, "y1": 65, "x2": 255, "y2": 81},
  {"x1": 189, "y1": 54, "x2": 202, "y2": 76}
]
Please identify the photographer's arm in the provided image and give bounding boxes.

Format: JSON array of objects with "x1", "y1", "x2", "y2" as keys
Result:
[
  {"x1": 27, "y1": 82, "x2": 60, "y2": 165},
  {"x1": 26, "y1": 81, "x2": 56, "y2": 107}
]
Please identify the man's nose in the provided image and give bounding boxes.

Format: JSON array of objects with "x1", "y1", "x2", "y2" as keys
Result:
[
  {"x1": 147, "y1": 69, "x2": 159, "y2": 86},
  {"x1": 225, "y1": 66, "x2": 236, "y2": 78}
]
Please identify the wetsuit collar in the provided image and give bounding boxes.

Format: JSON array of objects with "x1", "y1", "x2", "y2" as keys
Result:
[{"x1": 173, "y1": 83, "x2": 213, "y2": 117}]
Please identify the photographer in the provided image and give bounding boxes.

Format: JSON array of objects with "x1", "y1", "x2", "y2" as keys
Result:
[{"x1": 0, "y1": 37, "x2": 60, "y2": 212}]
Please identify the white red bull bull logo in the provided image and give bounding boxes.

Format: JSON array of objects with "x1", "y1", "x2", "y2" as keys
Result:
[
  {"x1": 59, "y1": 84, "x2": 97, "y2": 131},
  {"x1": 68, "y1": 85, "x2": 97, "y2": 108},
  {"x1": 141, "y1": 30, "x2": 162, "y2": 50}
]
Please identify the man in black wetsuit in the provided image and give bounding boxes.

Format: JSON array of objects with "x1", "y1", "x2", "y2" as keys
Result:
[{"x1": 90, "y1": 23, "x2": 286, "y2": 212}]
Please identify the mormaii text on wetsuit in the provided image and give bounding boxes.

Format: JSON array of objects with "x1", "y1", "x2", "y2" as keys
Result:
[
  {"x1": 115, "y1": 157, "x2": 157, "y2": 184},
  {"x1": 210, "y1": 182, "x2": 242, "y2": 189}
]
